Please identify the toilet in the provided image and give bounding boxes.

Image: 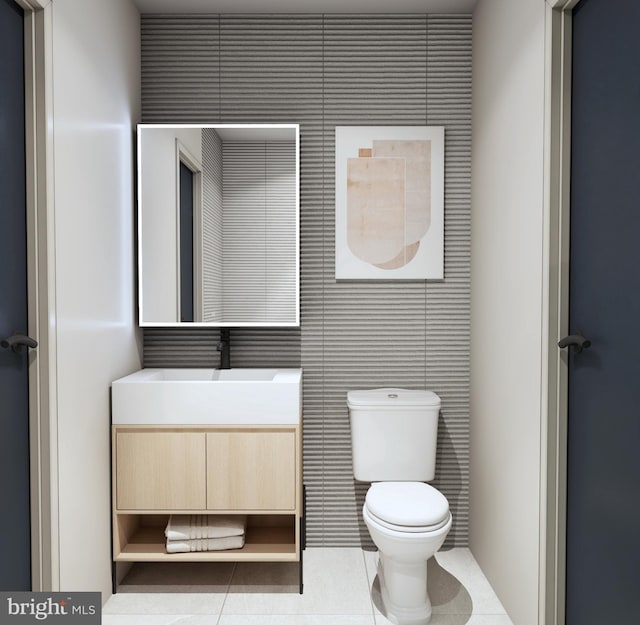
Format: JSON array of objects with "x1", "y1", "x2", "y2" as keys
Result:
[{"x1": 347, "y1": 388, "x2": 452, "y2": 625}]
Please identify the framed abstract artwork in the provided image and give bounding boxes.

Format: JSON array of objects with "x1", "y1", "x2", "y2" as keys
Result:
[{"x1": 335, "y1": 126, "x2": 445, "y2": 280}]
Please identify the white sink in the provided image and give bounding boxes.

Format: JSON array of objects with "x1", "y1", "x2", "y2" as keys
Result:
[{"x1": 111, "y1": 368, "x2": 302, "y2": 425}]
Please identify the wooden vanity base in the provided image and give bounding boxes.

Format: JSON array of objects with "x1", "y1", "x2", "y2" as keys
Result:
[{"x1": 111, "y1": 424, "x2": 303, "y2": 589}]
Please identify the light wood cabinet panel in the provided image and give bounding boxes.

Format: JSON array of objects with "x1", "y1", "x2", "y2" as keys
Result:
[
  {"x1": 116, "y1": 431, "x2": 206, "y2": 510},
  {"x1": 206, "y1": 431, "x2": 296, "y2": 510}
]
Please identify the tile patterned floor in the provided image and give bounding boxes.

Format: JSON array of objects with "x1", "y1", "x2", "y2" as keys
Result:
[{"x1": 103, "y1": 548, "x2": 513, "y2": 625}]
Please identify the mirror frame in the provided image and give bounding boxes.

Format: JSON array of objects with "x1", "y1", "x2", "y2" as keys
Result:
[{"x1": 137, "y1": 123, "x2": 300, "y2": 328}]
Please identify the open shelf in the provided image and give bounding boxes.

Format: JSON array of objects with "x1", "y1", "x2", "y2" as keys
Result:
[{"x1": 115, "y1": 515, "x2": 298, "y2": 562}]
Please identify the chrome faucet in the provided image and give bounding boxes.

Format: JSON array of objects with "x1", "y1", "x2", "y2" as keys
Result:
[{"x1": 217, "y1": 328, "x2": 231, "y2": 369}]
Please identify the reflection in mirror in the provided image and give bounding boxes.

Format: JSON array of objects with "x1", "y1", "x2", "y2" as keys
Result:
[{"x1": 138, "y1": 124, "x2": 299, "y2": 327}]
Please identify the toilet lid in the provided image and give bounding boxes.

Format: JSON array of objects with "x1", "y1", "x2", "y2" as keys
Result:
[{"x1": 365, "y1": 482, "x2": 450, "y2": 529}]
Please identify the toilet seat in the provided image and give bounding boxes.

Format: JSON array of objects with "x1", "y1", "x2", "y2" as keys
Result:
[{"x1": 365, "y1": 482, "x2": 450, "y2": 533}]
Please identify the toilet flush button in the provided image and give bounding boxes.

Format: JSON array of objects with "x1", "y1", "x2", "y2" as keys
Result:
[{"x1": 388, "y1": 393, "x2": 398, "y2": 398}]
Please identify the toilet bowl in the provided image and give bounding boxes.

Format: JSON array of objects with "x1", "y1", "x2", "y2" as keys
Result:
[
  {"x1": 363, "y1": 481, "x2": 451, "y2": 625},
  {"x1": 347, "y1": 388, "x2": 451, "y2": 625}
]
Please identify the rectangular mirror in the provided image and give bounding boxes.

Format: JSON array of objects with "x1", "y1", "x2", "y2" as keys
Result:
[{"x1": 137, "y1": 123, "x2": 299, "y2": 327}]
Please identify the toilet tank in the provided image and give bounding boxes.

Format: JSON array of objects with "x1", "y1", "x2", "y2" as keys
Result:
[{"x1": 347, "y1": 388, "x2": 441, "y2": 482}]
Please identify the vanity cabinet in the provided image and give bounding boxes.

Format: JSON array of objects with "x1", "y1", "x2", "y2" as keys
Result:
[{"x1": 112, "y1": 424, "x2": 302, "y2": 565}]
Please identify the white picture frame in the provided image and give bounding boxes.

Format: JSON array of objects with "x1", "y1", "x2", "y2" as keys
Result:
[{"x1": 335, "y1": 125, "x2": 445, "y2": 280}]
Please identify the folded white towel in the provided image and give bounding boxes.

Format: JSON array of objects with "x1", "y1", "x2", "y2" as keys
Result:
[
  {"x1": 166, "y1": 534, "x2": 245, "y2": 553},
  {"x1": 165, "y1": 515, "x2": 247, "y2": 541}
]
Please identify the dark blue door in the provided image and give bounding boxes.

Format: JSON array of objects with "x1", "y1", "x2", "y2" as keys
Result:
[
  {"x1": 565, "y1": 0, "x2": 640, "y2": 622},
  {"x1": 0, "y1": 0, "x2": 31, "y2": 590},
  {"x1": 179, "y1": 162, "x2": 194, "y2": 322}
]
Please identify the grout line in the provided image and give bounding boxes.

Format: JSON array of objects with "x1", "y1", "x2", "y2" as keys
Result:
[
  {"x1": 361, "y1": 549, "x2": 378, "y2": 625},
  {"x1": 215, "y1": 561, "x2": 237, "y2": 624}
]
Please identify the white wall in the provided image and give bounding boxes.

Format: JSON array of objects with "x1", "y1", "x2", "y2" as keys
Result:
[
  {"x1": 51, "y1": 0, "x2": 141, "y2": 597},
  {"x1": 470, "y1": 1, "x2": 546, "y2": 624},
  {"x1": 139, "y1": 126, "x2": 201, "y2": 322}
]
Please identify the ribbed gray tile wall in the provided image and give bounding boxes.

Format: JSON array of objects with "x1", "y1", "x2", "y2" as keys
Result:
[
  {"x1": 141, "y1": 14, "x2": 471, "y2": 547},
  {"x1": 202, "y1": 128, "x2": 223, "y2": 322},
  {"x1": 265, "y1": 142, "x2": 298, "y2": 322},
  {"x1": 222, "y1": 141, "x2": 297, "y2": 323}
]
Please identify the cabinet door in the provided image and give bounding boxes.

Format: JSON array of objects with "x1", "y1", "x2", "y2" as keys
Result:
[
  {"x1": 207, "y1": 431, "x2": 296, "y2": 510},
  {"x1": 116, "y1": 431, "x2": 206, "y2": 510}
]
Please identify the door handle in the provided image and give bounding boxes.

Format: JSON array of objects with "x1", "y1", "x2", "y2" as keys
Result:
[
  {"x1": 558, "y1": 332, "x2": 591, "y2": 353},
  {"x1": 1, "y1": 332, "x2": 38, "y2": 354}
]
